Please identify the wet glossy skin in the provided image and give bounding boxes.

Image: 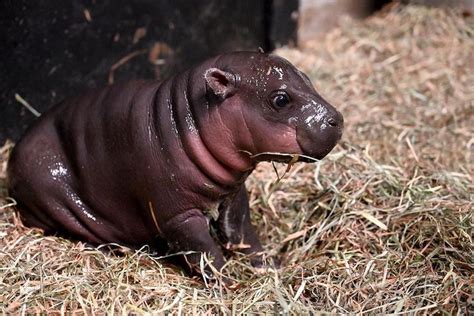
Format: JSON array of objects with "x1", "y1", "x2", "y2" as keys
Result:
[{"x1": 7, "y1": 52, "x2": 343, "y2": 276}]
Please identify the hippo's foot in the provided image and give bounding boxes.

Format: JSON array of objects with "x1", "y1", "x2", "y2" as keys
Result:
[
  {"x1": 217, "y1": 185, "x2": 267, "y2": 269},
  {"x1": 251, "y1": 255, "x2": 281, "y2": 275},
  {"x1": 162, "y1": 208, "x2": 227, "y2": 282}
]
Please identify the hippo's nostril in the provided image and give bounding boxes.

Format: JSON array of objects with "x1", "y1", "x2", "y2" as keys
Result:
[{"x1": 327, "y1": 117, "x2": 338, "y2": 127}]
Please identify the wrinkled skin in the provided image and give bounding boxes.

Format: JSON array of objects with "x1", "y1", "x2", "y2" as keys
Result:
[{"x1": 7, "y1": 52, "x2": 343, "y2": 278}]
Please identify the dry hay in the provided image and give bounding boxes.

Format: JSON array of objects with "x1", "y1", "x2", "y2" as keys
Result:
[{"x1": 1, "y1": 4, "x2": 473, "y2": 314}]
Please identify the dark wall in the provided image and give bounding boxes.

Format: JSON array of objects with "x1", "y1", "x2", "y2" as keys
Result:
[{"x1": 0, "y1": 0, "x2": 298, "y2": 144}]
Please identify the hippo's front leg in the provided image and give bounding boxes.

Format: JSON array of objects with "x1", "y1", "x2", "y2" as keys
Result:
[
  {"x1": 163, "y1": 209, "x2": 226, "y2": 277},
  {"x1": 217, "y1": 185, "x2": 265, "y2": 268}
]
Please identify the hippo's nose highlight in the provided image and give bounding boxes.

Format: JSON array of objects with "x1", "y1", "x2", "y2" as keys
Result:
[
  {"x1": 326, "y1": 111, "x2": 344, "y2": 128},
  {"x1": 327, "y1": 117, "x2": 338, "y2": 127},
  {"x1": 297, "y1": 106, "x2": 344, "y2": 160}
]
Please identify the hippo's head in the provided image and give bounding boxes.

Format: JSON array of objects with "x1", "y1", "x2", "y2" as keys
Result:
[{"x1": 203, "y1": 52, "x2": 343, "y2": 165}]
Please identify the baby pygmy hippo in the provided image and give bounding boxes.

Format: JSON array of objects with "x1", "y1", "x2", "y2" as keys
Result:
[{"x1": 8, "y1": 52, "x2": 343, "y2": 278}]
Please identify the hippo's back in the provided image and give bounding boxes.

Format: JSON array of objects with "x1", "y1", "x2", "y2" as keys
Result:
[{"x1": 7, "y1": 80, "x2": 163, "y2": 245}]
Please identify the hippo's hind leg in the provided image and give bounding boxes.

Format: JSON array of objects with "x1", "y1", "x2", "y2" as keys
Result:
[
  {"x1": 162, "y1": 209, "x2": 226, "y2": 279},
  {"x1": 217, "y1": 184, "x2": 266, "y2": 268},
  {"x1": 8, "y1": 141, "x2": 103, "y2": 244},
  {"x1": 11, "y1": 176, "x2": 104, "y2": 245}
]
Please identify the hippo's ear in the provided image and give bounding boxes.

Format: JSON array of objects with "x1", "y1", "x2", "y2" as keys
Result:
[{"x1": 204, "y1": 68, "x2": 237, "y2": 99}]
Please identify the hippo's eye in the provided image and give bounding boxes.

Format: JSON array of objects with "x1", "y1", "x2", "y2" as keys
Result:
[{"x1": 272, "y1": 92, "x2": 290, "y2": 108}]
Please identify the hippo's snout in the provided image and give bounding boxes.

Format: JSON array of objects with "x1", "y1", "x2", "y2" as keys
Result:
[{"x1": 296, "y1": 104, "x2": 343, "y2": 160}]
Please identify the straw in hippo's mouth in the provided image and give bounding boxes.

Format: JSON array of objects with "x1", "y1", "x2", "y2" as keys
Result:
[{"x1": 241, "y1": 151, "x2": 320, "y2": 164}]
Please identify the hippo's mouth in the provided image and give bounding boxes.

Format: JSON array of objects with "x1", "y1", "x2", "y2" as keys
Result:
[{"x1": 242, "y1": 151, "x2": 320, "y2": 164}]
